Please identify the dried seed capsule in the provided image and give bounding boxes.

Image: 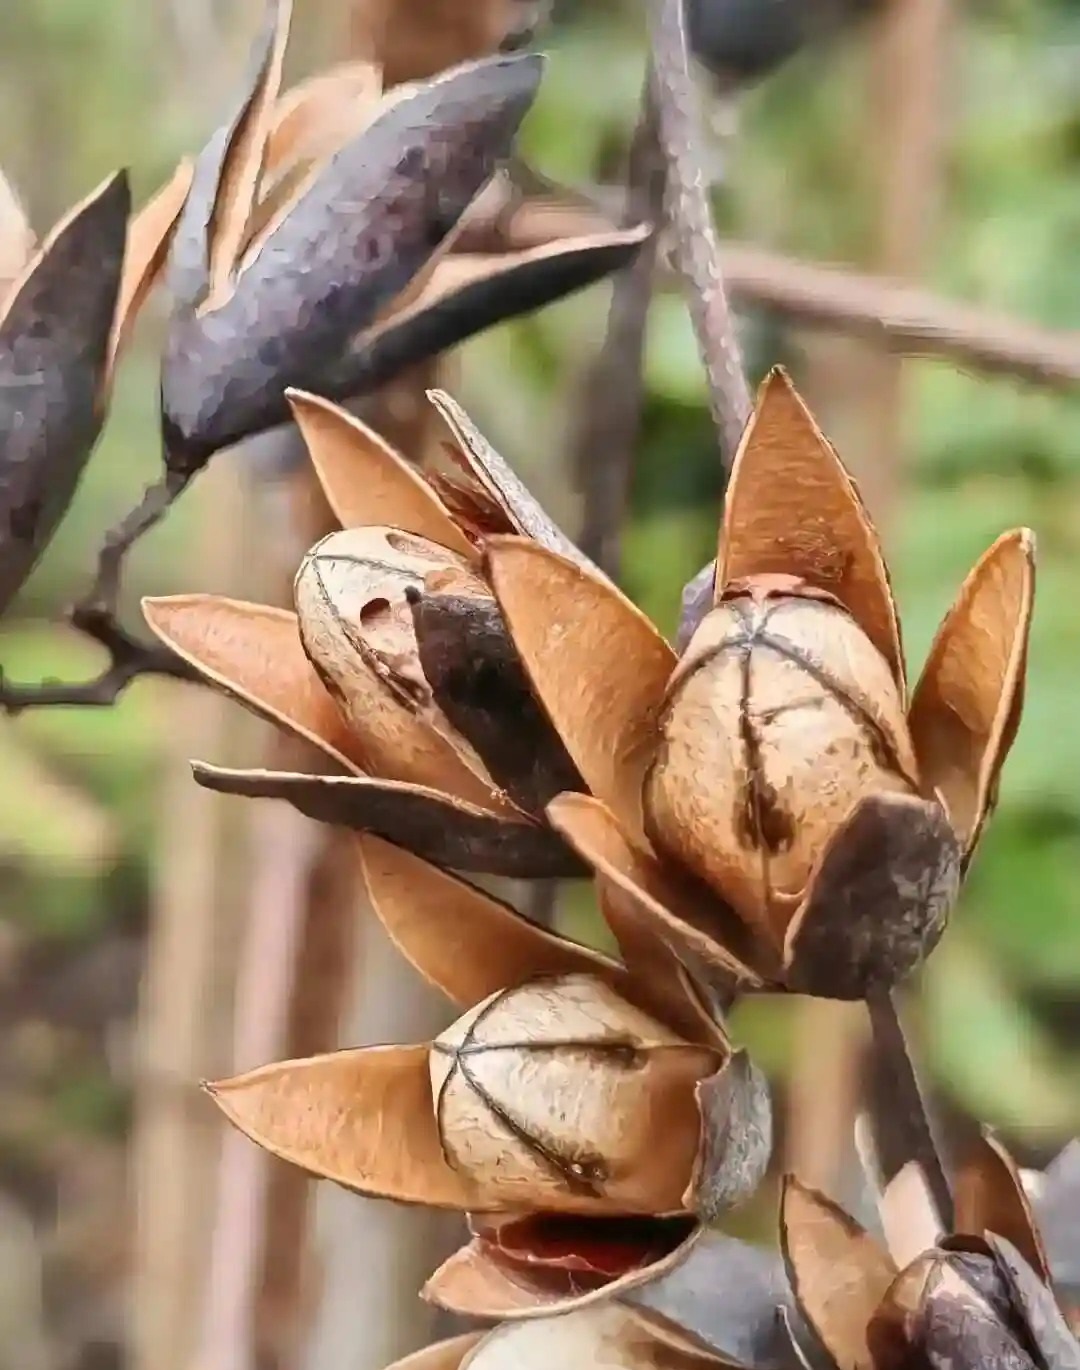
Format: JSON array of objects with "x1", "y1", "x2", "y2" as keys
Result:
[
  {"x1": 643, "y1": 583, "x2": 919, "y2": 939},
  {"x1": 429, "y1": 973, "x2": 721, "y2": 1215},
  {"x1": 869, "y1": 1251, "x2": 1042, "y2": 1370},
  {"x1": 465, "y1": 1304, "x2": 689, "y2": 1370},
  {"x1": 294, "y1": 525, "x2": 501, "y2": 803}
]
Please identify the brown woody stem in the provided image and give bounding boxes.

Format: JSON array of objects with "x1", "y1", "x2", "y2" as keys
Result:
[
  {"x1": 0, "y1": 470, "x2": 198, "y2": 711},
  {"x1": 646, "y1": 0, "x2": 752, "y2": 463},
  {"x1": 713, "y1": 241, "x2": 1080, "y2": 389},
  {"x1": 86, "y1": 469, "x2": 192, "y2": 615},
  {"x1": 867, "y1": 987, "x2": 954, "y2": 1229},
  {"x1": 0, "y1": 604, "x2": 199, "y2": 713}
]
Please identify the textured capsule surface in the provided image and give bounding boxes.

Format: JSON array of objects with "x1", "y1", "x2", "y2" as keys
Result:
[
  {"x1": 467, "y1": 1304, "x2": 685, "y2": 1370},
  {"x1": 294, "y1": 525, "x2": 501, "y2": 802},
  {"x1": 429, "y1": 974, "x2": 720, "y2": 1215},
  {"x1": 643, "y1": 592, "x2": 919, "y2": 941}
]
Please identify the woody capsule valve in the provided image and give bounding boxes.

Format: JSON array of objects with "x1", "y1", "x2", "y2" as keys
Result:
[
  {"x1": 205, "y1": 839, "x2": 771, "y2": 1322},
  {"x1": 484, "y1": 368, "x2": 1035, "y2": 999},
  {"x1": 143, "y1": 390, "x2": 593, "y2": 877}
]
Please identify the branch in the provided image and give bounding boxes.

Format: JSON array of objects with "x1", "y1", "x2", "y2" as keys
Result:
[
  {"x1": 866, "y1": 987, "x2": 954, "y2": 1231},
  {"x1": 86, "y1": 470, "x2": 192, "y2": 616},
  {"x1": 647, "y1": 0, "x2": 752, "y2": 462},
  {"x1": 572, "y1": 80, "x2": 667, "y2": 578},
  {"x1": 0, "y1": 604, "x2": 198, "y2": 714},
  {"x1": 717, "y1": 241, "x2": 1080, "y2": 389}
]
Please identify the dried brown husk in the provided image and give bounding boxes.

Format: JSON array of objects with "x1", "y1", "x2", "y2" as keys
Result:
[
  {"x1": 206, "y1": 1044, "x2": 485, "y2": 1210},
  {"x1": 142, "y1": 387, "x2": 600, "y2": 875},
  {"x1": 209, "y1": 833, "x2": 766, "y2": 1233},
  {"x1": 424, "y1": 1212, "x2": 701, "y2": 1321},
  {"x1": 0, "y1": 153, "x2": 185, "y2": 613},
  {"x1": 547, "y1": 793, "x2": 771, "y2": 992},
  {"x1": 287, "y1": 388, "x2": 476, "y2": 556},
  {"x1": 158, "y1": 0, "x2": 646, "y2": 470},
  {"x1": 142, "y1": 594, "x2": 368, "y2": 771},
  {"x1": 162, "y1": 11, "x2": 545, "y2": 467},
  {"x1": 486, "y1": 537, "x2": 677, "y2": 843},
  {"x1": 191, "y1": 763, "x2": 578, "y2": 877},
  {"x1": 954, "y1": 1132, "x2": 1051, "y2": 1283},
  {"x1": 907, "y1": 528, "x2": 1035, "y2": 863},
  {"x1": 360, "y1": 838, "x2": 770, "y2": 1222},
  {"x1": 715, "y1": 369, "x2": 904, "y2": 688},
  {"x1": 868, "y1": 1249, "x2": 1043, "y2": 1370},
  {"x1": 492, "y1": 552, "x2": 961, "y2": 997},
  {"x1": 780, "y1": 1177, "x2": 898, "y2": 1370}
]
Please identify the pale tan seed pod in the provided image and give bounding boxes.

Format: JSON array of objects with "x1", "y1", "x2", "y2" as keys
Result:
[
  {"x1": 462, "y1": 1304, "x2": 696, "y2": 1370},
  {"x1": 429, "y1": 973, "x2": 721, "y2": 1214},
  {"x1": 294, "y1": 525, "x2": 507, "y2": 806},
  {"x1": 643, "y1": 590, "x2": 920, "y2": 942}
]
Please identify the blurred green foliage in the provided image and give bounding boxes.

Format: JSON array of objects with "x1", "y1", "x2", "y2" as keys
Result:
[{"x1": 0, "y1": 0, "x2": 1077, "y2": 1157}]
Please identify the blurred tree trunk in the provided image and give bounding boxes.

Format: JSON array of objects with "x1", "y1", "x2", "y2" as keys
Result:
[
  {"x1": 785, "y1": 0, "x2": 951, "y2": 1204},
  {"x1": 132, "y1": 461, "x2": 271, "y2": 1370}
]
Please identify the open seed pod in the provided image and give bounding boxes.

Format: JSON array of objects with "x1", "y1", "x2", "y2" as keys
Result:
[
  {"x1": 0, "y1": 162, "x2": 189, "y2": 616},
  {"x1": 206, "y1": 838, "x2": 771, "y2": 1321},
  {"x1": 143, "y1": 389, "x2": 602, "y2": 877},
  {"x1": 156, "y1": 0, "x2": 647, "y2": 477},
  {"x1": 377, "y1": 1303, "x2": 721, "y2": 1370},
  {"x1": 485, "y1": 367, "x2": 1035, "y2": 998},
  {"x1": 780, "y1": 1133, "x2": 1080, "y2": 1370}
]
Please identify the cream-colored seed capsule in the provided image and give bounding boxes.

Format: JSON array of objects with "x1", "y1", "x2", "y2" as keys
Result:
[
  {"x1": 465, "y1": 1305, "x2": 680, "y2": 1370},
  {"x1": 643, "y1": 593, "x2": 919, "y2": 942},
  {"x1": 429, "y1": 974, "x2": 720, "y2": 1215},
  {"x1": 294, "y1": 526, "x2": 501, "y2": 804}
]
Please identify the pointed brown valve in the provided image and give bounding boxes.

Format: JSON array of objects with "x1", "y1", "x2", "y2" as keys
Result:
[
  {"x1": 154, "y1": 0, "x2": 647, "y2": 477},
  {"x1": 486, "y1": 368, "x2": 1035, "y2": 998},
  {"x1": 0, "y1": 162, "x2": 188, "y2": 617},
  {"x1": 779, "y1": 1136, "x2": 1080, "y2": 1370},
  {"x1": 206, "y1": 838, "x2": 771, "y2": 1323},
  {"x1": 144, "y1": 389, "x2": 603, "y2": 877},
  {"x1": 88, "y1": 0, "x2": 646, "y2": 616}
]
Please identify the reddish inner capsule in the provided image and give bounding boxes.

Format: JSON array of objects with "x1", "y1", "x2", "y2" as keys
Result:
[{"x1": 467, "y1": 1212, "x2": 694, "y2": 1296}]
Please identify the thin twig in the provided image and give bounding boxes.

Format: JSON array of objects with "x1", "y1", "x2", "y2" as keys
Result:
[
  {"x1": 0, "y1": 604, "x2": 198, "y2": 713},
  {"x1": 86, "y1": 470, "x2": 192, "y2": 615},
  {"x1": 713, "y1": 240, "x2": 1080, "y2": 390},
  {"x1": 539, "y1": 180, "x2": 1080, "y2": 389},
  {"x1": 0, "y1": 471, "x2": 196, "y2": 712},
  {"x1": 646, "y1": 0, "x2": 752, "y2": 462},
  {"x1": 572, "y1": 78, "x2": 667, "y2": 577},
  {"x1": 866, "y1": 987, "x2": 954, "y2": 1230}
]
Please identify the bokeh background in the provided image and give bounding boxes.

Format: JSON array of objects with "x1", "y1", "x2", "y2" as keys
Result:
[{"x1": 0, "y1": 1, "x2": 1078, "y2": 1368}]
